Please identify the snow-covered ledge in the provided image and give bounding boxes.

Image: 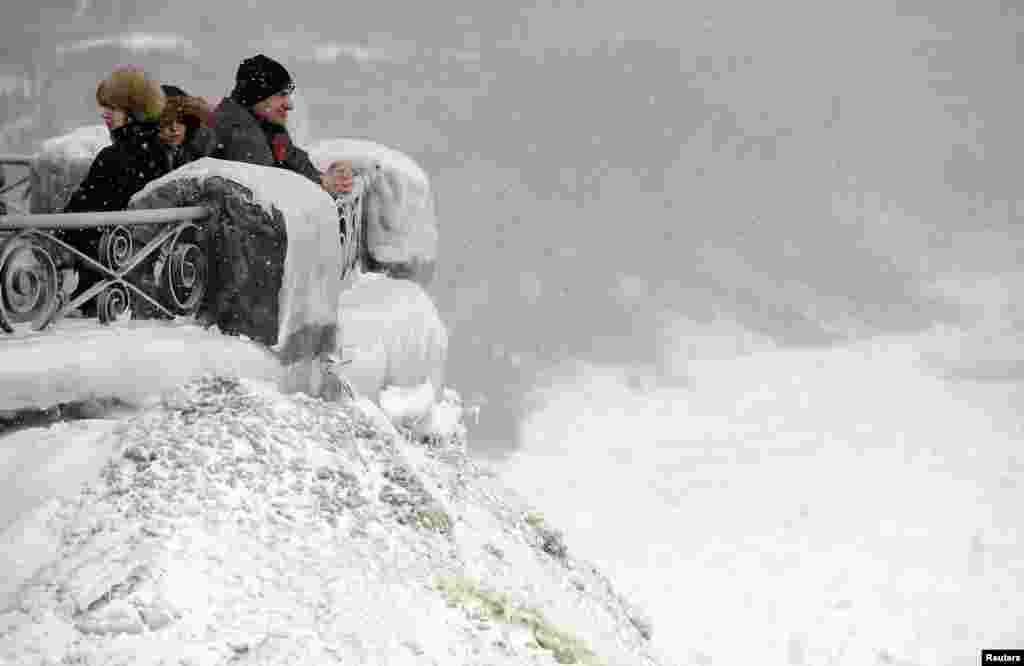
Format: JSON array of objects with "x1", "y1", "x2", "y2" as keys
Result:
[{"x1": 0, "y1": 376, "x2": 666, "y2": 665}]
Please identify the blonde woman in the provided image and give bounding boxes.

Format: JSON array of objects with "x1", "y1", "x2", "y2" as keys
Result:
[
  {"x1": 65, "y1": 65, "x2": 168, "y2": 214},
  {"x1": 61, "y1": 66, "x2": 168, "y2": 314}
]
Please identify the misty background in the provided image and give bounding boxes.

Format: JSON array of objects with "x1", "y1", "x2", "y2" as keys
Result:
[
  {"x1": 2, "y1": 2, "x2": 1023, "y2": 664},
  {"x1": 3, "y1": 1, "x2": 1020, "y2": 453}
]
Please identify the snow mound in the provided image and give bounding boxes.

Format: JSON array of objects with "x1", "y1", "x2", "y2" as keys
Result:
[
  {"x1": 337, "y1": 271, "x2": 447, "y2": 402},
  {"x1": 309, "y1": 139, "x2": 438, "y2": 286},
  {"x1": 29, "y1": 124, "x2": 110, "y2": 213},
  {"x1": 0, "y1": 376, "x2": 667, "y2": 666}
]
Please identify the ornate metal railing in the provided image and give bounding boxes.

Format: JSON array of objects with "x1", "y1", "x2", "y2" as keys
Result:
[
  {"x1": 0, "y1": 168, "x2": 370, "y2": 335},
  {"x1": 0, "y1": 206, "x2": 211, "y2": 333}
]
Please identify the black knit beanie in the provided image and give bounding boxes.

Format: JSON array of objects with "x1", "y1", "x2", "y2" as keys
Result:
[
  {"x1": 231, "y1": 54, "x2": 294, "y2": 107},
  {"x1": 161, "y1": 84, "x2": 189, "y2": 98}
]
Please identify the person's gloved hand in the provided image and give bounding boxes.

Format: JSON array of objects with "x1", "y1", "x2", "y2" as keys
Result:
[{"x1": 322, "y1": 160, "x2": 354, "y2": 195}]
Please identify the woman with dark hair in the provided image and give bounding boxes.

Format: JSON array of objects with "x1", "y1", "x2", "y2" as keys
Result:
[{"x1": 158, "y1": 87, "x2": 217, "y2": 170}]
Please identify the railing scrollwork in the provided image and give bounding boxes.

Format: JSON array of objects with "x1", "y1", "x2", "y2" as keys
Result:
[
  {"x1": 0, "y1": 232, "x2": 60, "y2": 332},
  {"x1": 0, "y1": 206, "x2": 212, "y2": 333}
]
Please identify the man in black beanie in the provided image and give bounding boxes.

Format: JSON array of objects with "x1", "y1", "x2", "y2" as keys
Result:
[
  {"x1": 161, "y1": 84, "x2": 189, "y2": 98},
  {"x1": 210, "y1": 54, "x2": 352, "y2": 194}
]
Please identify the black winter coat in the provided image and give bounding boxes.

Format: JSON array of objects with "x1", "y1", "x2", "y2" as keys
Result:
[
  {"x1": 209, "y1": 97, "x2": 322, "y2": 185},
  {"x1": 62, "y1": 121, "x2": 170, "y2": 264},
  {"x1": 65, "y1": 121, "x2": 170, "y2": 213}
]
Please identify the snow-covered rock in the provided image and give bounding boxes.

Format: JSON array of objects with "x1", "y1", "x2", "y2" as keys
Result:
[
  {"x1": 0, "y1": 376, "x2": 669, "y2": 666},
  {"x1": 379, "y1": 382, "x2": 474, "y2": 444},
  {"x1": 337, "y1": 271, "x2": 447, "y2": 402},
  {"x1": 414, "y1": 388, "x2": 474, "y2": 442},
  {"x1": 129, "y1": 158, "x2": 342, "y2": 398},
  {"x1": 379, "y1": 380, "x2": 436, "y2": 427},
  {"x1": 28, "y1": 124, "x2": 110, "y2": 213},
  {"x1": 309, "y1": 139, "x2": 438, "y2": 286}
]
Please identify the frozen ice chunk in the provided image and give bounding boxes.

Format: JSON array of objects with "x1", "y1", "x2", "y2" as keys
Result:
[{"x1": 336, "y1": 271, "x2": 447, "y2": 402}]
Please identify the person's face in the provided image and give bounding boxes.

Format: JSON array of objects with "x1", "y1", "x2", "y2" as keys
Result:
[
  {"x1": 100, "y1": 105, "x2": 128, "y2": 130},
  {"x1": 253, "y1": 92, "x2": 292, "y2": 125},
  {"x1": 161, "y1": 120, "x2": 186, "y2": 146}
]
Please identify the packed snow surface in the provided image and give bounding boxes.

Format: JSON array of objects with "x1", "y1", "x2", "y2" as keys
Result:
[
  {"x1": 0, "y1": 319, "x2": 280, "y2": 414},
  {"x1": 0, "y1": 376, "x2": 665, "y2": 666}
]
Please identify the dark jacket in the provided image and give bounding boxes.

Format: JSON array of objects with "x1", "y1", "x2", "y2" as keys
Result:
[
  {"x1": 209, "y1": 97, "x2": 321, "y2": 185},
  {"x1": 61, "y1": 120, "x2": 170, "y2": 268},
  {"x1": 65, "y1": 121, "x2": 170, "y2": 214}
]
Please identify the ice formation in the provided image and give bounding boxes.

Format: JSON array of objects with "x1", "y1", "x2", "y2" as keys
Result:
[
  {"x1": 309, "y1": 138, "x2": 438, "y2": 286},
  {"x1": 336, "y1": 271, "x2": 447, "y2": 404}
]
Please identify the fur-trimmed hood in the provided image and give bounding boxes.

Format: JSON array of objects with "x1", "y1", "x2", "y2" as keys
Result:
[
  {"x1": 95, "y1": 66, "x2": 165, "y2": 122},
  {"x1": 160, "y1": 95, "x2": 212, "y2": 132}
]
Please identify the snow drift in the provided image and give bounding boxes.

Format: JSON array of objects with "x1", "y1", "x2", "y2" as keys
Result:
[
  {"x1": 0, "y1": 376, "x2": 667, "y2": 666},
  {"x1": 310, "y1": 139, "x2": 438, "y2": 287}
]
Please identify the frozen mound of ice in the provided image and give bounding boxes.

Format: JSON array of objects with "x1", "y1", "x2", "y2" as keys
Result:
[
  {"x1": 130, "y1": 158, "x2": 342, "y2": 397},
  {"x1": 29, "y1": 124, "x2": 110, "y2": 213},
  {"x1": 309, "y1": 138, "x2": 438, "y2": 286},
  {"x1": 337, "y1": 271, "x2": 447, "y2": 403}
]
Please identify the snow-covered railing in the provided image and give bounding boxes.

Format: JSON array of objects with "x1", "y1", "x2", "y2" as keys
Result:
[
  {"x1": 336, "y1": 173, "x2": 368, "y2": 281},
  {"x1": 0, "y1": 205, "x2": 212, "y2": 333},
  {"x1": 0, "y1": 154, "x2": 369, "y2": 337}
]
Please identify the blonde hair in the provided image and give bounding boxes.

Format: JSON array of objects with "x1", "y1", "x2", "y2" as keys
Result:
[{"x1": 95, "y1": 66, "x2": 165, "y2": 122}]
